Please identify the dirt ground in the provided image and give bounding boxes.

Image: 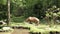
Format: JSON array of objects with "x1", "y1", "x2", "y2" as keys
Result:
[
  {"x1": 12, "y1": 29, "x2": 30, "y2": 34},
  {"x1": 0, "y1": 29, "x2": 30, "y2": 34}
]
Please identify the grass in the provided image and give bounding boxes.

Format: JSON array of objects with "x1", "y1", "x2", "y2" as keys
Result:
[
  {"x1": 10, "y1": 22, "x2": 60, "y2": 32},
  {"x1": 0, "y1": 21, "x2": 60, "y2": 34}
]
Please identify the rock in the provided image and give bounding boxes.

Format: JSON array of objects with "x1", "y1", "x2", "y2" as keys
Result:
[{"x1": 2, "y1": 27, "x2": 13, "y2": 31}]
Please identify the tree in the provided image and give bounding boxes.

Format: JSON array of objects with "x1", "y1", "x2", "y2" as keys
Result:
[{"x1": 7, "y1": 0, "x2": 10, "y2": 26}]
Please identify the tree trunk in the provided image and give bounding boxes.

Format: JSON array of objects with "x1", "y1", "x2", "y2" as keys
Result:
[{"x1": 7, "y1": 0, "x2": 10, "y2": 26}]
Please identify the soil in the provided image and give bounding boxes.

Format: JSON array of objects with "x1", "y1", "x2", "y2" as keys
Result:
[
  {"x1": 11, "y1": 28, "x2": 30, "y2": 34},
  {"x1": 0, "y1": 29, "x2": 30, "y2": 34}
]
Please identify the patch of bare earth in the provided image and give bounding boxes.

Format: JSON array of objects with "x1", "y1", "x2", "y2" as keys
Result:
[
  {"x1": 0, "y1": 32, "x2": 12, "y2": 34},
  {"x1": 12, "y1": 29, "x2": 30, "y2": 34}
]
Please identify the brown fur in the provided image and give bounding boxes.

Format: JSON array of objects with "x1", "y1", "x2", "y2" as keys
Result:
[{"x1": 25, "y1": 17, "x2": 40, "y2": 25}]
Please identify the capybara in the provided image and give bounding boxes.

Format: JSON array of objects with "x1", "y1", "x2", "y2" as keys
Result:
[{"x1": 25, "y1": 17, "x2": 40, "y2": 25}]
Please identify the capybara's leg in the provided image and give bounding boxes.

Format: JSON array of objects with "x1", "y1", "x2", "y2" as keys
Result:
[{"x1": 36, "y1": 21, "x2": 39, "y2": 26}]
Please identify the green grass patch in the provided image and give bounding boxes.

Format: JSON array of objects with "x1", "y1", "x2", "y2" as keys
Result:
[{"x1": 10, "y1": 22, "x2": 60, "y2": 34}]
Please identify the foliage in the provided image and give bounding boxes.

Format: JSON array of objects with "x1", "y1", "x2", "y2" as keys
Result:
[
  {"x1": 0, "y1": 0, "x2": 60, "y2": 22},
  {"x1": 45, "y1": 5, "x2": 60, "y2": 25},
  {"x1": 46, "y1": 5, "x2": 60, "y2": 18},
  {"x1": 0, "y1": 0, "x2": 7, "y2": 20},
  {"x1": 0, "y1": 0, "x2": 7, "y2": 5},
  {"x1": 11, "y1": 16, "x2": 26, "y2": 22}
]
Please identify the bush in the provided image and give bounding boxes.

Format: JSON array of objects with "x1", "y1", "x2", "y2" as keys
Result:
[{"x1": 11, "y1": 16, "x2": 26, "y2": 23}]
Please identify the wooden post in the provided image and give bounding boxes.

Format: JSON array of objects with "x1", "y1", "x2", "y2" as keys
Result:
[{"x1": 7, "y1": 0, "x2": 10, "y2": 26}]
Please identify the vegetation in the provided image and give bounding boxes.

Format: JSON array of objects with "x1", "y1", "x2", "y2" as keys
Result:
[
  {"x1": 0, "y1": 0, "x2": 60, "y2": 20},
  {"x1": 0, "y1": 0, "x2": 60, "y2": 34},
  {"x1": 10, "y1": 22, "x2": 60, "y2": 33}
]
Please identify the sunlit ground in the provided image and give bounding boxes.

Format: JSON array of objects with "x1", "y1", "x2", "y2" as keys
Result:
[
  {"x1": 10, "y1": 22, "x2": 60, "y2": 32},
  {"x1": 0, "y1": 22, "x2": 60, "y2": 34}
]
